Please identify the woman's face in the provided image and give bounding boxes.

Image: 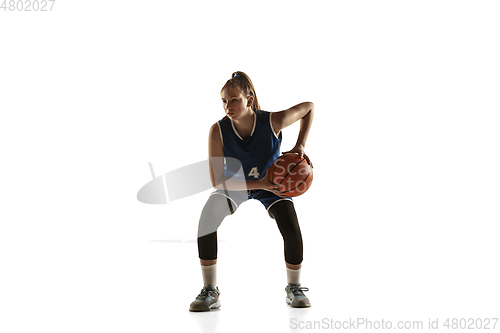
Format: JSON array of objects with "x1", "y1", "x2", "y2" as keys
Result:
[{"x1": 220, "y1": 88, "x2": 253, "y2": 119}]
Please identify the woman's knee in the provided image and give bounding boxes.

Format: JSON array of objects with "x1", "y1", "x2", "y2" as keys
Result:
[
  {"x1": 269, "y1": 200, "x2": 303, "y2": 244},
  {"x1": 197, "y1": 194, "x2": 237, "y2": 238},
  {"x1": 269, "y1": 200, "x2": 300, "y2": 227}
]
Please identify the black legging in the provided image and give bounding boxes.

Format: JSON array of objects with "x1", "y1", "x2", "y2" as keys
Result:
[{"x1": 197, "y1": 195, "x2": 303, "y2": 265}]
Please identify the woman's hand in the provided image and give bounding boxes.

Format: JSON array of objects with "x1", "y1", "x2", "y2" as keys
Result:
[
  {"x1": 260, "y1": 167, "x2": 287, "y2": 198},
  {"x1": 282, "y1": 144, "x2": 305, "y2": 158},
  {"x1": 282, "y1": 144, "x2": 314, "y2": 168}
]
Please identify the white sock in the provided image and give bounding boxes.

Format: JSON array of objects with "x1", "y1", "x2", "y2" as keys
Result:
[
  {"x1": 286, "y1": 267, "x2": 301, "y2": 285},
  {"x1": 201, "y1": 263, "x2": 217, "y2": 287}
]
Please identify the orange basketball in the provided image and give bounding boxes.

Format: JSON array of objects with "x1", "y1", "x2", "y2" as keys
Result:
[{"x1": 268, "y1": 153, "x2": 313, "y2": 197}]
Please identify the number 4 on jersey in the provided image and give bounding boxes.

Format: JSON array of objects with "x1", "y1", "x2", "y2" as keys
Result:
[{"x1": 248, "y1": 167, "x2": 260, "y2": 179}]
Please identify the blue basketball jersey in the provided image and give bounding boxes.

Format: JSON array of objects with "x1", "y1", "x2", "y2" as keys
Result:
[{"x1": 217, "y1": 110, "x2": 282, "y2": 181}]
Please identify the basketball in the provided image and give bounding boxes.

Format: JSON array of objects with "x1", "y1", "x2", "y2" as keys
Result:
[{"x1": 268, "y1": 153, "x2": 313, "y2": 197}]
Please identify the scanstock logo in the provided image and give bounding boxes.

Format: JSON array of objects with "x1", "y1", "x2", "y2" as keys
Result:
[{"x1": 137, "y1": 157, "x2": 247, "y2": 205}]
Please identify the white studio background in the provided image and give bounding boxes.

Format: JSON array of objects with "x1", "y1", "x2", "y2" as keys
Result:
[{"x1": 1, "y1": 1, "x2": 499, "y2": 332}]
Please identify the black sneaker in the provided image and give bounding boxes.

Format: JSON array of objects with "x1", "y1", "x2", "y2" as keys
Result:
[
  {"x1": 189, "y1": 285, "x2": 221, "y2": 312},
  {"x1": 285, "y1": 283, "x2": 311, "y2": 308}
]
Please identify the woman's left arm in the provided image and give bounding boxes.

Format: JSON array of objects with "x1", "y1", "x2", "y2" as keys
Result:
[{"x1": 272, "y1": 101, "x2": 314, "y2": 158}]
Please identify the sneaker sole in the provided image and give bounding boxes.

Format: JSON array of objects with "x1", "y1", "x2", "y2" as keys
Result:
[
  {"x1": 286, "y1": 297, "x2": 311, "y2": 308},
  {"x1": 189, "y1": 300, "x2": 221, "y2": 312}
]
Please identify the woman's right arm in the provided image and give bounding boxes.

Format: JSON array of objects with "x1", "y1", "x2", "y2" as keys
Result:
[
  {"x1": 208, "y1": 123, "x2": 225, "y2": 188},
  {"x1": 208, "y1": 123, "x2": 283, "y2": 194}
]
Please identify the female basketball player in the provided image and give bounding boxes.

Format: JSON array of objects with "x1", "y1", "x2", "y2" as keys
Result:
[{"x1": 189, "y1": 71, "x2": 314, "y2": 311}]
